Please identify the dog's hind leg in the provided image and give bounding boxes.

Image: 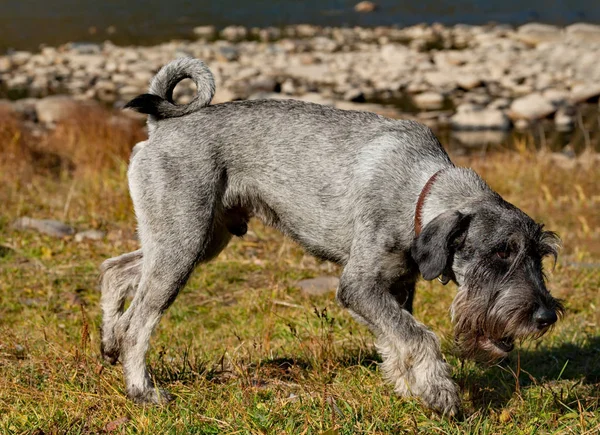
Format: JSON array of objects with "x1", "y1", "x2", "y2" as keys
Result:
[
  {"x1": 111, "y1": 179, "x2": 231, "y2": 403},
  {"x1": 100, "y1": 249, "x2": 143, "y2": 364}
]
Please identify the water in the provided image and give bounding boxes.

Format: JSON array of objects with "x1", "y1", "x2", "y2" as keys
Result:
[{"x1": 2, "y1": 0, "x2": 600, "y2": 52}]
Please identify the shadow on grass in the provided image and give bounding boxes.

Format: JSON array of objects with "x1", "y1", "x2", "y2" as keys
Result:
[
  {"x1": 461, "y1": 334, "x2": 600, "y2": 412},
  {"x1": 148, "y1": 335, "x2": 598, "y2": 415}
]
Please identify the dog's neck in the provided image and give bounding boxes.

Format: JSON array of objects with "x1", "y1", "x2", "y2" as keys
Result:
[{"x1": 415, "y1": 167, "x2": 493, "y2": 234}]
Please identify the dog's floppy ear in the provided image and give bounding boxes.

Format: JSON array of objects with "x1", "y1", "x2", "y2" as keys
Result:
[{"x1": 411, "y1": 210, "x2": 470, "y2": 281}]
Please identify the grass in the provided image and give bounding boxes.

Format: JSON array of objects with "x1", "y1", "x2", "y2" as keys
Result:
[{"x1": 0, "y1": 105, "x2": 599, "y2": 434}]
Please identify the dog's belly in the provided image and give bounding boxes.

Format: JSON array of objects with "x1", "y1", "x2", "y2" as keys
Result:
[{"x1": 222, "y1": 177, "x2": 354, "y2": 264}]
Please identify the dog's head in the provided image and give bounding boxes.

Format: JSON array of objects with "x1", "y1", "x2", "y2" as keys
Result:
[{"x1": 411, "y1": 198, "x2": 563, "y2": 361}]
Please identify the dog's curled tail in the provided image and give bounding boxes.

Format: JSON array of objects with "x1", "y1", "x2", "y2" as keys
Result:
[{"x1": 124, "y1": 57, "x2": 215, "y2": 121}]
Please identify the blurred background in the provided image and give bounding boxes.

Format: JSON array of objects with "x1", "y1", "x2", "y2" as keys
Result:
[
  {"x1": 1, "y1": 0, "x2": 600, "y2": 153},
  {"x1": 1, "y1": 2, "x2": 599, "y2": 433}
]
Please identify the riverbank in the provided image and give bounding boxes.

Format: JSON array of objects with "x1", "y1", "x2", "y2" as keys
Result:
[{"x1": 1, "y1": 23, "x2": 600, "y2": 151}]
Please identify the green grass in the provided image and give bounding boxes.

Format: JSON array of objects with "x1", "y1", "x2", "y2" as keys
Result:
[{"x1": 0, "y1": 111, "x2": 599, "y2": 434}]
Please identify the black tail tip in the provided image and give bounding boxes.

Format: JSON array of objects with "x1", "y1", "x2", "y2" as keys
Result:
[{"x1": 124, "y1": 93, "x2": 165, "y2": 117}]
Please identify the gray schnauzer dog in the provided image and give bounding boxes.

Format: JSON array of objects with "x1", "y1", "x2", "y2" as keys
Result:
[{"x1": 100, "y1": 58, "x2": 562, "y2": 415}]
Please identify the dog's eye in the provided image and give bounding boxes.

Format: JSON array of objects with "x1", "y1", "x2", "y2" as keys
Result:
[{"x1": 496, "y1": 250, "x2": 510, "y2": 259}]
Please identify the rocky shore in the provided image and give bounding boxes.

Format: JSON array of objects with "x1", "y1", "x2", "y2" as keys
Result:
[{"x1": 2, "y1": 22, "x2": 600, "y2": 146}]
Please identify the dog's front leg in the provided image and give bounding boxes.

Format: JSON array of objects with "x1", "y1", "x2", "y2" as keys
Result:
[{"x1": 337, "y1": 256, "x2": 460, "y2": 416}]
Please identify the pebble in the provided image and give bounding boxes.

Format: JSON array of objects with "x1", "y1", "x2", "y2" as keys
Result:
[
  {"x1": 509, "y1": 94, "x2": 556, "y2": 120},
  {"x1": 413, "y1": 92, "x2": 445, "y2": 110},
  {"x1": 450, "y1": 107, "x2": 511, "y2": 131},
  {"x1": 75, "y1": 230, "x2": 106, "y2": 242},
  {"x1": 12, "y1": 217, "x2": 75, "y2": 238},
  {"x1": 354, "y1": 1, "x2": 377, "y2": 13}
]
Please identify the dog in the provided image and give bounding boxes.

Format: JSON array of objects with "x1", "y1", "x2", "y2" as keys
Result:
[{"x1": 100, "y1": 58, "x2": 562, "y2": 415}]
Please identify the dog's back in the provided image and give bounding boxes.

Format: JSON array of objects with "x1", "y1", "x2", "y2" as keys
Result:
[{"x1": 127, "y1": 60, "x2": 451, "y2": 262}]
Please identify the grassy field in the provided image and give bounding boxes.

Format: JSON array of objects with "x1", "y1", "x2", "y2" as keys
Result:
[{"x1": 0, "y1": 105, "x2": 599, "y2": 434}]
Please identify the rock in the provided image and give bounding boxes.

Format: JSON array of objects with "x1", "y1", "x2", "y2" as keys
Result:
[
  {"x1": 343, "y1": 89, "x2": 365, "y2": 102},
  {"x1": 193, "y1": 25, "x2": 216, "y2": 39},
  {"x1": 424, "y1": 71, "x2": 457, "y2": 90},
  {"x1": 12, "y1": 217, "x2": 75, "y2": 238},
  {"x1": 215, "y1": 46, "x2": 240, "y2": 62},
  {"x1": 287, "y1": 64, "x2": 331, "y2": 83},
  {"x1": 463, "y1": 92, "x2": 492, "y2": 106},
  {"x1": 570, "y1": 83, "x2": 600, "y2": 103},
  {"x1": 259, "y1": 27, "x2": 282, "y2": 42},
  {"x1": 488, "y1": 98, "x2": 511, "y2": 111},
  {"x1": 514, "y1": 23, "x2": 563, "y2": 46},
  {"x1": 297, "y1": 276, "x2": 339, "y2": 296},
  {"x1": 514, "y1": 119, "x2": 530, "y2": 130},
  {"x1": 554, "y1": 107, "x2": 575, "y2": 131},
  {"x1": 354, "y1": 1, "x2": 377, "y2": 13},
  {"x1": 509, "y1": 93, "x2": 556, "y2": 120},
  {"x1": 221, "y1": 26, "x2": 247, "y2": 42},
  {"x1": 452, "y1": 130, "x2": 509, "y2": 147},
  {"x1": 457, "y1": 74, "x2": 482, "y2": 90},
  {"x1": 0, "y1": 56, "x2": 12, "y2": 73},
  {"x1": 450, "y1": 107, "x2": 510, "y2": 131},
  {"x1": 280, "y1": 79, "x2": 296, "y2": 95},
  {"x1": 10, "y1": 51, "x2": 32, "y2": 66},
  {"x1": 542, "y1": 88, "x2": 570, "y2": 106},
  {"x1": 565, "y1": 23, "x2": 600, "y2": 43},
  {"x1": 75, "y1": 230, "x2": 106, "y2": 242},
  {"x1": 412, "y1": 92, "x2": 445, "y2": 110}
]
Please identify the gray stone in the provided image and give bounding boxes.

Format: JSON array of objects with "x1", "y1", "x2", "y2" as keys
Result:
[
  {"x1": 412, "y1": 92, "x2": 445, "y2": 110},
  {"x1": 297, "y1": 276, "x2": 339, "y2": 296},
  {"x1": 514, "y1": 119, "x2": 530, "y2": 130},
  {"x1": 450, "y1": 107, "x2": 510, "y2": 131},
  {"x1": 193, "y1": 25, "x2": 217, "y2": 39},
  {"x1": 488, "y1": 98, "x2": 511, "y2": 111},
  {"x1": 509, "y1": 93, "x2": 556, "y2": 120},
  {"x1": 12, "y1": 217, "x2": 75, "y2": 238},
  {"x1": 343, "y1": 89, "x2": 365, "y2": 102},
  {"x1": 542, "y1": 88, "x2": 570, "y2": 106},
  {"x1": 354, "y1": 1, "x2": 377, "y2": 13},
  {"x1": 10, "y1": 51, "x2": 32, "y2": 66},
  {"x1": 0, "y1": 56, "x2": 12, "y2": 73},
  {"x1": 565, "y1": 23, "x2": 600, "y2": 43},
  {"x1": 570, "y1": 84, "x2": 600, "y2": 103},
  {"x1": 75, "y1": 229, "x2": 106, "y2": 242},
  {"x1": 452, "y1": 130, "x2": 509, "y2": 147},
  {"x1": 457, "y1": 74, "x2": 482, "y2": 90},
  {"x1": 424, "y1": 71, "x2": 457, "y2": 90},
  {"x1": 554, "y1": 107, "x2": 575, "y2": 132},
  {"x1": 514, "y1": 23, "x2": 563, "y2": 46},
  {"x1": 221, "y1": 26, "x2": 247, "y2": 42},
  {"x1": 215, "y1": 46, "x2": 240, "y2": 62}
]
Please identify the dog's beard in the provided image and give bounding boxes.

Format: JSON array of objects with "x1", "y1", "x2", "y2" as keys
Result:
[{"x1": 450, "y1": 285, "x2": 557, "y2": 363}]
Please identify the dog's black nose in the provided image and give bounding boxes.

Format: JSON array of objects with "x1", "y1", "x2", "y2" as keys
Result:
[{"x1": 533, "y1": 307, "x2": 557, "y2": 328}]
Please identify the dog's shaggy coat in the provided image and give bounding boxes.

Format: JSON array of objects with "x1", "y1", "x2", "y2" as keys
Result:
[{"x1": 100, "y1": 58, "x2": 561, "y2": 415}]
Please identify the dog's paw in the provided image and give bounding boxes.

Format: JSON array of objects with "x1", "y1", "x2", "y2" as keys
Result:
[
  {"x1": 419, "y1": 380, "x2": 462, "y2": 417},
  {"x1": 128, "y1": 386, "x2": 173, "y2": 405},
  {"x1": 100, "y1": 338, "x2": 120, "y2": 365}
]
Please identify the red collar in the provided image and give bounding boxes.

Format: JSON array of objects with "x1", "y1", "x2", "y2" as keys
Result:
[{"x1": 414, "y1": 169, "x2": 444, "y2": 236}]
